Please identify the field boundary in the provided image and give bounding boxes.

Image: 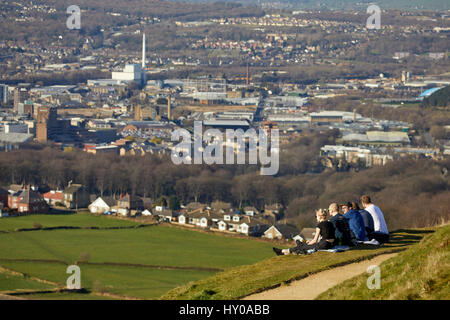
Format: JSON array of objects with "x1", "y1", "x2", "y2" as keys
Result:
[
  {"x1": 0, "y1": 265, "x2": 60, "y2": 287},
  {"x1": 0, "y1": 257, "x2": 224, "y2": 272},
  {"x1": 0, "y1": 264, "x2": 143, "y2": 300},
  {"x1": 2, "y1": 223, "x2": 157, "y2": 233},
  {"x1": 77, "y1": 261, "x2": 224, "y2": 272},
  {"x1": 2, "y1": 287, "x2": 143, "y2": 300}
]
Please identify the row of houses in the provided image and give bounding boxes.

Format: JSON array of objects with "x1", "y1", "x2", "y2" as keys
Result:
[
  {"x1": 0, "y1": 183, "x2": 311, "y2": 241},
  {"x1": 175, "y1": 206, "x2": 314, "y2": 241},
  {"x1": 86, "y1": 197, "x2": 301, "y2": 239},
  {"x1": 155, "y1": 202, "x2": 309, "y2": 240},
  {"x1": 88, "y1": 193, "x2": 147, "y2": 216},
  {"x1": 0, "y1": 182, "x2": 137, "y2": 215}
]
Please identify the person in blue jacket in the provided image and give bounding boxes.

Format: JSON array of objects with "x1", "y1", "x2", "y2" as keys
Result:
[
  {"x1": 341, "y1": 202, "x2": 368, "y2": 241},
  {"x1": 356, "y1": 202, "x2": 375, "y2": 235}
]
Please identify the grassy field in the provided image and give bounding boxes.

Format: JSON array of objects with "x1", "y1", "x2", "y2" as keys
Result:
[
  {"x1": 317, "y1": 224, "x2": 450, "y2": 300},
  {"x1": 0, "y1": 213, "x2": 275, "y2": 299},
  {"x1": 160, "y1": 228, "x2": 436, "y2": 300},
  {"x1": 0, "y1": 226, "x2": 274, "y2": 268},
  {"x1": 2, "y1": 213, "x2": 444, "y2": 300},
  {"x1": 0, "y1": 260, "x2": 216, "y2": 299},
  {"x1": 0, "y1": 213, "x2": 140, "y2": 232},
  {"x1": 0, "y1": 272, "x2": 54, "y2": 293}
]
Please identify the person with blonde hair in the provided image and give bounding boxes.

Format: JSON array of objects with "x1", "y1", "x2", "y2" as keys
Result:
[{"x1": 273, "y1": 208, "x2": 335, "y2": 255}]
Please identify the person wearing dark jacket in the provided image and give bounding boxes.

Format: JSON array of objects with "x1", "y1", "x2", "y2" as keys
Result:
[
  {"x1": 354, "y1": 202, "x2": 374, "y2": 235},
  {"x1": 273, "y1": 209, "x2": 335, "y2": 255},
  {"x1": 341, "y1": 202, "x2": 368, "y2": 241},
  {"x1": 328, "y1": 202, "x2": 354, "y2": 246}
]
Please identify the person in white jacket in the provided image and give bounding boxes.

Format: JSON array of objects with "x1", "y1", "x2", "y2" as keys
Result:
[{"x1": 360, "y1": 195, "x2": 389, "y2": 243}]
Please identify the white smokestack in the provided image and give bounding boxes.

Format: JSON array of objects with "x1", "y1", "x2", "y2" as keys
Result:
[
  {"x1": 142, "y1": 33, "x2": 146, "y2": 68},
  {"x1": 141, "y1": 33, "x2": 146, "y2": 86}
]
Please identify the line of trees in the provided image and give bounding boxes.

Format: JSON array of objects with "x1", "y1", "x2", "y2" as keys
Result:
[{"x1": 0, "y1": 130, "x2": 448, "y2": 230}]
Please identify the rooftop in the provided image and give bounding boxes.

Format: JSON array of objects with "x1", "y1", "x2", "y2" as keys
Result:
[{"x1": 0, "y1": 133, "x2": 33, "y2": 144}]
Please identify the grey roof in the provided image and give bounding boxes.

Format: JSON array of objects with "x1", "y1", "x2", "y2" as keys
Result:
[
  {"x1": 0, "y1": 133, "x2": 33, "y2": 144},
  {"x1": 343, "y1": 131, "x2": 410, "y2": 143},
  {"x1": 158, "y1": 209, "x2": 177, "y2": 217},
  {"x1": 185, "y1": 202, "x2": 207, "y2": 210},
  {"x1": 241, "y1": 217, "x2": 268, "y2": 227},
  {"x1": 100, "y1": 196, "x2": 116, "y2": 207},
  {"x1": 13, "y1": 189, "x2": 46, "y2": 204},
  {"x1": 272, "y1": 224, "x2": 300, "y2": 238},
  {"x1": 64, "y1": 184, "x2": 84, "y2": 194},
  {"x1": 342, "y1": 133, "x2": 369, "y2": 142},
  {"x1": 366, "y1": 131, "x2": 410, "y2": 143},
  {"x1": 203, "y1": 119, "x2": 250, "y2": 127},
  {"x1": 211, "y1": 201, "x2": 232, "y2": 210}
]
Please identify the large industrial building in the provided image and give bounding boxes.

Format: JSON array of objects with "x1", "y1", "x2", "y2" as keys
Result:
[
  {"x1": 89, "y1": 33, "x2": 148, "y2": 87},
  {"x1": 112, "y1": 63, "x2": 142, "y2": 82}
]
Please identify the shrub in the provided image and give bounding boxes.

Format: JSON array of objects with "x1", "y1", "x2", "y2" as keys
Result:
[
  {"x1": 33, "y1": 222, "x2": 43, "y2": 229},
  {"x1": 78, "y1": 252, "x2": 90, "y2": 263}
]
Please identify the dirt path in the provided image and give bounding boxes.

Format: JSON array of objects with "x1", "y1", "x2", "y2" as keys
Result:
[
  {"x1": 0, "y1": 294, "x2": 26, "y2": 300},
  {"x1": 243, "y1": 252, "x2": 398, "y2": 300}
]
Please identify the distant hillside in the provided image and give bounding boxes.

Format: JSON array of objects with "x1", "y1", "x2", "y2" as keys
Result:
[
  {"x1": 181, "y1": 0, "x2": 450, "y2": 11},
  {"x1": 423, "y1": 86, "x2": 450, "y2": 108},
  {"x1": 318, "y1": 224, "x2": 450, "y2": 300}
]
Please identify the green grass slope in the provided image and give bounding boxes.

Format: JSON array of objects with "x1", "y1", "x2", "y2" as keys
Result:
[
  {"x1": 161, "y1": 228, "x2": 433, "y2": 300},
  {"x1": 0, "y1": 225, "x2": 273, "y2": 268},
  {"x1": 0, "y1": 214, "x2": 275, "y2": 299},
  {"x1": 317, "y1": 224, "x2": 450, "y2": 300}
]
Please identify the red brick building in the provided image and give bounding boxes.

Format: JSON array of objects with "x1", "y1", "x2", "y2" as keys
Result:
[{"x1": 8, "y1": 187, "x2": 49, "y2": 214}]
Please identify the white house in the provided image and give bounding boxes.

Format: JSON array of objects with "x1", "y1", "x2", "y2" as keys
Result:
[
  {"x1": 118, "y1": 208, "x2": 129, "y2": 216},
  {"x1": 222, "y1": 214, "x2": 243, "y2": 231},
  {"x1": 217, "y1": 220, "x2": 227, "y2": 231},
  {"x1": 199, "y1": 216, "x2": 211, "y2": 228},
  {"x1": 142, "y1": 209, "x2": 152, "y2": 216},
  {"x1": 237, "y1": 217, "x2": 269, "y2": 236},
  {"x1": 237, "y1": 223, "x2": 249, "y2": 234},
  {"x1": 178, "y1": 214, "x2": 187, "y2": 224},
  {"x1": 232, "y1": 214, "x2": 241, "y2": 223},
  {"x1": 158, "y1": 209, "x2": 178, "y2": 222},
  {"x1": 88, "y1": 196, "x2": 116, "y2": 214},
  {"x1": 243, "y1": 206, "x2": 259, "y2": 216}
]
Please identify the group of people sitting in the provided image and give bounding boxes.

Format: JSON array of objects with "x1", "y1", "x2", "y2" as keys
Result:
[{"x1": 273, "y1": 195, "x2": 390, "y2": 256}]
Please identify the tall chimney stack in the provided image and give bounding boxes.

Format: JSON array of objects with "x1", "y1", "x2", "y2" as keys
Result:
[
  {"x1": 167, "y1": 96, "x2": 171, "y2": 121},
  {"x1": 141, "y1": 33, "x2": 147, "y2": 87},
  {"x1": 246, "y1": 63, "x2": 249, "y2": 86}
]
